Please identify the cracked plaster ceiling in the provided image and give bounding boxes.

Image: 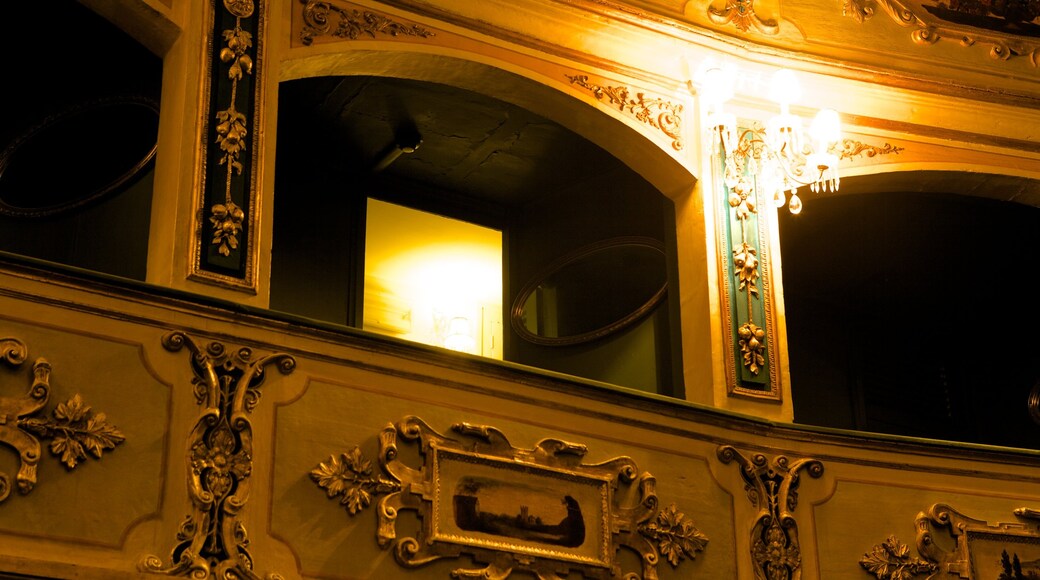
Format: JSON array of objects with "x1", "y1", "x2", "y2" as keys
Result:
[{"x1": 277, "y1": 75, "x2": 626, "y2": 209}]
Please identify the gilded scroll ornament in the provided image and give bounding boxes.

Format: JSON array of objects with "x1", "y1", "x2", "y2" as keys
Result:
[
  {"x1": 312, "y1": 417, "x2": 707, "y2": 579},
  {"x1": 141, "y1": 332, "x2": 295, "y2": 580},
  {"x1": 299, "y1": 0, "x2": 435, "y2": 45},
  {"x1": 717, "y1": 446, "x2": 823, "y2": 580},
  {"x1": 566, "y1": 74, "x2": 684, "y2": 150},
  {"x1": 861, "y1": 504, "x2": 1040, "y2": 579},
  {"x1": 842, "y1": 0, "x2": 1040, "y2": 66},
  {"x1": 0, "y1": 336, "x2": 124, "y2": 503},
  {"x1": 707, "y1": 0, "x2": 780, "y2": 34},
  {"x1": 839, "y1": 139, "x2": 904, "y2": 161}
]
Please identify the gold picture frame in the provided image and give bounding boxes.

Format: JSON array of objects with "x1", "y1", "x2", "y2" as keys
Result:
[
  {"x1": 861, "y1": 503, "x2": 1040, "y2": 579},
  {"x1": 311, "y1": 416, "x2": 708, "y2": 579}
]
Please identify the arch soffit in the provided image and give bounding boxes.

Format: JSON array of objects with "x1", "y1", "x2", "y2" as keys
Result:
[
  {"x1": 280, "y1": 47, "x2": 698, "y2": 200},
  {"x1": 820, "y1": 165, "x2": 1040, "y2": 209}
]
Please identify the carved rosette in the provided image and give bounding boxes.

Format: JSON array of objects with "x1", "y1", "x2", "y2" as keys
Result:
[
  {"x1": 707, "y1": 0, "x2": 780, "y2": 34},
  {"x1": 141, "y1": 332, "x2": 295, "y2": 580},
  {"x1": 0, "y1": 336, "x2": 124, "y2": 503},
  {"x1": 717, "y1": 446, "x2": 823, "y2": 580},
  {"x1": 312, "y1": 417, "x2": 708, "y2": 579},
  {"x1": 299, "y1": 0, "x2": 435, "y2": 45},
  {"x1": 566, "y1": 74, "x2": 684, "y2": 150}
]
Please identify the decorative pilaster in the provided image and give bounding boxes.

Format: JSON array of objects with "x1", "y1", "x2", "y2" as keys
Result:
[
  {"x1": 141, "y1": 332, "x2": 295, "y2": 579},
  {"x1": 713, "y1": 129, "x2": 781, "y2": 399},
  {"x1": 190, "y1": 0, "x2": 265, "y2": 290}
]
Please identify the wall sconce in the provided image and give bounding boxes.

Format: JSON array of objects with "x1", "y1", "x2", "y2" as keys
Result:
[{"x1": 701, "y1": 66, "x2": 841, "y2": 214}]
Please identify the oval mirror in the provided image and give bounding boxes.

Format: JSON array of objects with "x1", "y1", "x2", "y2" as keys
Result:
[
  {"x1": 511, "y1": 237, "x2": 668, "y2": 346},
  {"x1": 0, "y1": 96, "x2": 159, "y2": 218}
]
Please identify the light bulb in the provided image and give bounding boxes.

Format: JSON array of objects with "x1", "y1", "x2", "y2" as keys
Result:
[
  {"x1": 810, "y1": 108, "x2": 841, "y2": 147},
  {"x1": 770, "y1": 69, "x2": 802, "y2": 109}
]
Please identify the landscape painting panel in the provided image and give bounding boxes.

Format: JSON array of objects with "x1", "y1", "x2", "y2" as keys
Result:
[
  {"x1": 967, "y1": 531, "x2": 1040, "y2": 579},
  {"x1": 433, "y1": 449, "x2": 610, "y2": 567}
]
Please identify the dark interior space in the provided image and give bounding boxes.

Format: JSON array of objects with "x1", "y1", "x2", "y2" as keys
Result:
[
  {"x1": 272, "y1": 75, "x2": 682, "y2": 394},
  {"x1": 781, "y1": 184, "x2": 1040, "y2": 448},
  {"x1": 0, "y1": 0, "x2": 160, "y2": 280}
]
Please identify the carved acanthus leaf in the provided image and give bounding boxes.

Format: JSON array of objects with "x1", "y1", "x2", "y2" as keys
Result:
[
  {"x1": 566, "y1": 74, "x2": 684, "y2": 150},
  {"x1": 639, "y1": 503, "x2": 709, "y2": 566},
  {"x1": 311, "y1": 447, "x2": 401, "y2": 515},
  {"x1": 1, "y1": 337, "x2": 124, "y2": 503},
  {"x1": 860, "y1": 535, "x2": 938, "y2": 580}
]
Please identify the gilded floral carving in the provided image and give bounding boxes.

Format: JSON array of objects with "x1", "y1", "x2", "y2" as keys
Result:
[
  {"x1": 860, "y1": 535, "x2": 938, "y2": 579},
  {"x1": 312, "y1": 417, "x2": 707, "y2": 579},
  {"x1": 708, "y1": 0, "x2": 780, "y2": 34},
  {"x1": 299, "y1": 0, "x2": 435, "y2": 45},
  {"x1": 839, "y1": 139, "x2": 905, "y2": 161},
  {"x1": 843, "y1": 0, "x2": 1040, "y2": 66},
  {"x1": 566, "y1": 74, "x2": 684, "y2": 150},
  {"x1": 311, "y1": 446, "x2": 401, "y2": 515},
  {"x1": 1, "y1": 336, "x2": 124, "y2": 503},
  {"x1": 141, "y1": 332, "x2": 295, "y2": 580},
  {"x1": 640, "y1": 503, "x2": 710, "y2": 567},
  {"x1": 210, "y1": 18, "x2": 254, "y2": 258},
  {"x1": 861, "y1": 505, "x2": 1040, "y2": 579},
  {"x1": 718, "y1": 446, "x2": 823, "y2": 580},
  {"x1": 738, "y1": 322, "x2": 767, "y2": 375}
]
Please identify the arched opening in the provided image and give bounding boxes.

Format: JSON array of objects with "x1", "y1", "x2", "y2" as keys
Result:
[
  {"x1": 0, "y1": 0, "x2": 161, "y2": 280},
  {"x1": 780, "y1": 171, "x2": 1040, "y2": 447},
  {"x1": 270, "y1": 72, "x2": 686, "y2": 395}
]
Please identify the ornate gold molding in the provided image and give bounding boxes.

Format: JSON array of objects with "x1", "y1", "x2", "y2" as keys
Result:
[
  {"x1": 717, "y1": 446, "x2": 823, "y2": 580},
  {"x1": 843, "y1": 0, "x2": 1040, "y2": 66},
  {"x1": 566, "y1": 74, "x2": 684, "y2": 150},
  {"x1": 141, "y1": 332, "x2": 295, "y2": 580},
  {"x1": 299, "y1": 0, "x2": 435, "y2": 45},
  {"x1": 839, "y1": 139, "x2": 905, "y2": 160},
  {"x1": 707, "y1": 0, "x2": 780, "y2": 34},
  {"x1": 190, "y1": 0, "x2": 265, "y2": 291},
  {"x1": 0, "y1": 337, "x2": 124, "y2": 503},
  {"x1": 713, "y1": 129, "x2": 781, "y2": 399},
  {"x1": 861, "y1": 504, "x2": 1040, "y2": 579},
  {"x1": 313, "y1": 417, "x2": 708, "y2": 578}
]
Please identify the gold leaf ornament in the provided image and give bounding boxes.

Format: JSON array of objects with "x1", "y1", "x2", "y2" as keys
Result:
[
  {"x1": 859, "y1": 535, "x2": 938, "y2": 580},
  {"x1": 311, "y1": 447, "x2": 400, "y2": 515},
  {"x1": 21, "y1": 394, "x2": 126, "y2": 470},
  {"x1": 641, "y1": 503, "x2": 710, "y2": 566}
]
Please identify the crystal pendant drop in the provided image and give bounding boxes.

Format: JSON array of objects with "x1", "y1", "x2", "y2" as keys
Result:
[{"x1": 788, "y1": 193, "x2": 803, "y2": 214}]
